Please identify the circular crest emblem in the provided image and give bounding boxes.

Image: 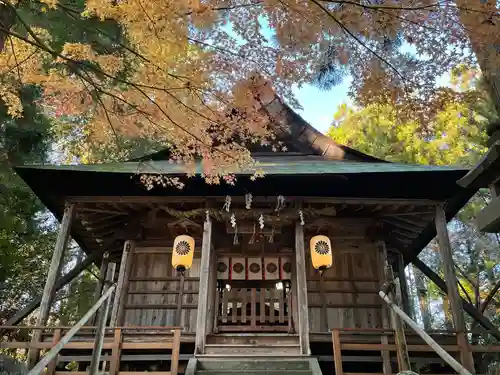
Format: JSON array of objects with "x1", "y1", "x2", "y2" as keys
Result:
[
  {"x1": 266, "y1": 262, "x2": 278, "y2": 274},
  {"x1": 249, "y1": 262, "x2": 261, "y2": 274},
  {"x1": 217, "y1": 262, "x2": 228, "y2": 273},
  {"x1": 233, "y1": 262, "x2": 244, "y2": 274},
  {"x1": 175, "y1": 240, "x2": 191, "y2": 256},
  {"x1": 314, "y1": 240, "x2": 330, "y2": 255}
]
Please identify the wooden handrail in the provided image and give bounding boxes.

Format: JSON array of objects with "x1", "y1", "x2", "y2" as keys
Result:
[
  {"x1": 27, "y1": 284, "x2": 116, "y2": 375},
  {"x1": 0, "y1": 325, "x2": 183, "y2": 330},
  {"x1": 379, "y1": 291, "x2": 472, "y2": 375}
]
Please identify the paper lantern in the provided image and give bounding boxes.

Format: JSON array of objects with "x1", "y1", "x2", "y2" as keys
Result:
[
  {"x1": 310, "y1": 235, "x2": 333, "y2": 271},
  {"x1": 172, "y1": 235, "x2": 195, "y2": 272}
]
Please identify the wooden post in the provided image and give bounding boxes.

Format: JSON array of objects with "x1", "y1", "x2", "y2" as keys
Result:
[
  {"x1": 295, "y1": 220, "x2": 310, "y2": 355},
  {"x1": 396, "y1": 252, "x2": 411, "y2": 318},
  {"x1": 89, "y1": 262, "x2": 116, "y2": 375},
  {"x1": 28, "y1": 203, "x2": 75, "y2": 369},
  {"x1": 170, "y1": 328, "x2": 181, "y2": 375},
  {"x1": 110, "y1": 240, "x2": 135, "y2": 327},
  {"x1": 175, "y1": 272, "x2": 185, "y2": 326},
  {"x1": 109, "y1": 328, "x2": 122, "y2": 375},
  {"x1": 435, "y1": 205, "x2": 475, "y2": 373},
  {"x1": 332, "y1": 329, "x2": 343, "y2": 375},
  {"x1": 46, "y1": 329, "x2": 61, "y2": 375},
  {"x1": 206, "y1": 248, "x2": 217, "y2": 334},
  {"x1": 377, "y1": 242, "x2": 392, "y2": 375},
  {"x1": 90, "y1": 251, "x2": 110, "y2": 325},
  {"x1": 195, "y1": 216, "x2": 212, "y2": 354},
  {"x1": 385, "y1": 264, "x2": 411, "y2": 372},
  {"x1": 380, "y1": 291, "x2": 473, "y2": 375}
]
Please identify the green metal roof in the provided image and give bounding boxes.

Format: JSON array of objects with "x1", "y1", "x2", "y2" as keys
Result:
[{"x1": 17, "y1": 158, "x2": 466, "y2": 175}]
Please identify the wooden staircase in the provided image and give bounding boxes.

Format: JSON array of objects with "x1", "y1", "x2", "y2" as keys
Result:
[
  {"x1": 185, "y1": 357, "x2": 323, "y2": 375},
  {"x1": 202, "y1": 333, "x2": 301, "y2": 356}
]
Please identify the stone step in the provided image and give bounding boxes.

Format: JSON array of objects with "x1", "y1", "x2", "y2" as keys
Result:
[
  {"x1": 196, "y1": 358, "x2": 311, "y2": 371},
  {"x1": 196, "y1": 372, "x2": 310, "y2": 375},
  {"x1": 203, "y1": 343, "x2": 301, "y2": 355}
]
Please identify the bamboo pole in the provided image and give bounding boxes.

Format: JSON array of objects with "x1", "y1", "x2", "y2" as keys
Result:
[{"x1": 379, "y1": 291, "x2": 473, "y2": 375}]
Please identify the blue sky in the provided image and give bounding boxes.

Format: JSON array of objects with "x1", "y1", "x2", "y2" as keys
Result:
[{"x1": 292, "y1": 79, "x2": 352, "y2": 134}]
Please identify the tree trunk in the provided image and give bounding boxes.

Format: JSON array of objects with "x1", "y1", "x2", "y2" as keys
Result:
[
  {"x1": 479, "y1": 278, "x2": 500, "y2": 314},
  {"x1": 0, "y1": 3, "x2": 16, "y2": 52},
  {"x1": 414, "y1": 265, "x2": 431, "y2": 329},
  {"x1": 455, "y1": 0, "x2": 500, "y2": 116}
]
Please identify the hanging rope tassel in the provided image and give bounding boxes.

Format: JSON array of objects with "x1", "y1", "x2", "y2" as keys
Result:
[
  {"x1": 222, "y1": 195, "x2": 231, "y2": 212},
  {"x1": 298, "y1": 210, "x2": 305, "y2": 225},
  {"x1": 233, "y1": 229, "x2": 239, "y2": 245},
  {"x1": 245, "y1": 193, "x2": 253, "y2": 210},
  {"x1": 275, "y1": 195, "x2": 285, "y2": 216}
]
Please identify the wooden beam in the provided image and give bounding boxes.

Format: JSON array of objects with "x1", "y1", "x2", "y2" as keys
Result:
[
  {"x1": 435, "y1": 205, "x2": 475, "y2": 373},
  {"x1": 28, "y1": 203, "x2": 75, "y2": 369},
  {"x1": 2, "y1": 251, "x2": 100, "y2": 329},
  {"x1": 295, "y1": 220, "x2": 310, "y2": 355},
  {"x1": 195, "y1": 216, "x2": 212, "y2": 354},
  {"x1": 110, "y1": 240, "x2": 135, "y2": 327},
  {"x1": 411, "y1": 256, "x2": 500, "y2": 341},
  {"x1": 67, "y1": 195, "x2": 440, "y2": 206}
]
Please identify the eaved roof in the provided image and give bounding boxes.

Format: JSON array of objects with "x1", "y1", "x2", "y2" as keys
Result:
[{"x1": 14, "y1": 74, "x2": 476, "y2": 265}]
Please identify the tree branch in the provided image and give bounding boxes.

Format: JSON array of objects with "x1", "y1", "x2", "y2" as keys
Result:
[{"x1": 309, "y1": 0, "x2": 406, "y2": 82}]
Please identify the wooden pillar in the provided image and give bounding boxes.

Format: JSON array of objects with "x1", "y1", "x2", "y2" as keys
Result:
[
  {"x1": 28, "y1": 203, "x2": 75, "y2": 369},
  {"x1": 377, "y1": 242, "x2": 392, "y2": 375},
  {"x1": 206, "y1": 245, "x2": 217, "y2": 334},
  {"x1": 435, "y1": 205, "x2": 475, "y2": 373},
  {"x1": 110, "y1": 240, "x2": 135, "y2": 327},
  {"x1": 195, "y1": 216, "x2": 212, "y2": 354},
  {"x1": 295, "y1": 221, "x2": 310, "y2": 355},
  {"x1": 396, "y1": 252, "x2": 411, "y2": 318}
]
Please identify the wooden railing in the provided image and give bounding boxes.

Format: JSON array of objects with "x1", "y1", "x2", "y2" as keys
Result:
[
  {"x1": 0, "y1": 326, "x2": 182, "y2": 375},
  {"x1": 216, "y1": 287, "x2": 292, "y2": 332},
  {"x1": 330, "y1": 328, "x2": 500, "y2": 375}
]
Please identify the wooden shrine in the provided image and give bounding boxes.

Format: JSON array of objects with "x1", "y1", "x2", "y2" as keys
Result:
[{"x1": 3, "y1": 82, "x2": 500, "y2": 375}]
